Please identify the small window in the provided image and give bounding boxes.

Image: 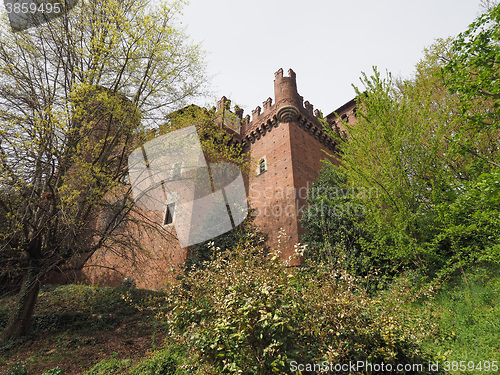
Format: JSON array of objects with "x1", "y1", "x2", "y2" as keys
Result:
[
  {"x1": 258, "y1": 157, "x2": 267, "y2": 175},
  {"x1": 341, "y1": 114, "x2": 348, "y2": 122},
  {"x1": 163, "y1": 203, "x2": 175, "y2": 225}
]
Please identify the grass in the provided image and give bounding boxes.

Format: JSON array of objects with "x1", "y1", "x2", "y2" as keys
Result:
[
  {"x1": 0, "y1": 284, "x2": 168, "y2": 375},
  {"x1": 384, "y1": 263, "x2": 500, "y2": 375},
  {"x1": 421, "y1": 265, "x2": 500, "y2": 368}
]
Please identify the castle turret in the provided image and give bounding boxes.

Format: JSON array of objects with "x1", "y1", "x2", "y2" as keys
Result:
[{"x1": 274, "y1": 68, "x2": 303, "y2": 123}]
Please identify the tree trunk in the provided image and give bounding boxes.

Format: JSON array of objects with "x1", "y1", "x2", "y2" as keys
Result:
[{"x1": 1, "y1": 264, "x2": 40, "y2": 343}]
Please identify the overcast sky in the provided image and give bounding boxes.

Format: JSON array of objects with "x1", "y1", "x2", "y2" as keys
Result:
[{"x1": 181, "y1": 0, "x2": 483, "y2": 116}]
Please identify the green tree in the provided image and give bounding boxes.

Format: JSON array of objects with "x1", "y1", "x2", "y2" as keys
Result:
[
  {"x1": 0, "y1": 0, "x2": 206, "y2": 341},
  {"x1": 430, "y1": 5, "x2": 500, "y2": 274},
  {"x1": 443, "y1": 4, "x2": 500, "y2": 170},
  {"x1": 333, "y1": 35, "x2": 500, "y2": 277},
  {"x1": 337, "y1": 67, "x2": 456, "y2": 272},
  {"x1": 300, "y1": 162, "x2": 373, "y2": 275}
]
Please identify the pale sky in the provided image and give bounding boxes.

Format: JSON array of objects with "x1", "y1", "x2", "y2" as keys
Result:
[{"x1": 181, "y1": 0, "x2": 483, "y2": 116}]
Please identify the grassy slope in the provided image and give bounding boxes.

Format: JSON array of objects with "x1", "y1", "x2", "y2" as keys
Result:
[
  {"x1": 0, "y1": 285, "x2": 167, "y2": 375},
  {"x1": 381, "y1": 264, "x2": 500, "y2": 375},
  {"x1": 420, "y1": 265, "x2": 500, "y2": 368}
]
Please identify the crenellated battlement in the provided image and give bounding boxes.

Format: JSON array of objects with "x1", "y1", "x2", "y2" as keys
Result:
[
  {"x1": 219, "y1": 68, "x2": 327, "y2": 127},
  {"x1": 274, "y1": 68, "x2": 302, "y2": 110},
  {"x1": 242, "y1": 68, "x2": 344, "y2": 266},
  {"x1": 263, "y1": 97, "x2": 273, "y2": 112},
  {"x1": 251, "y1": 106, "x2": 261, "y2": 119},
  {"x1": 217, "y1": 96, "x2": 230, "y2": 112},
  {"x1": 274, "y1": 67, "x2": 296, "y2": 81},
  {"x1": 217, "y1": 68, "x2": 340, "y2": 153}
]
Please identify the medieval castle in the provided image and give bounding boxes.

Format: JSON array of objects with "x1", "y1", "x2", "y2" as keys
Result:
[{"x1": 80, "y1": 68, "x2": 357, "y2": 290}]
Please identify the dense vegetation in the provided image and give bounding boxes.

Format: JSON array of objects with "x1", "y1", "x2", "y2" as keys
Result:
[
  {"x1": 1, "y1": 255, "x2": 497, "y2": 374},
  {"x1": 303, "y1": 9, "x2": 500, "y2": 283},
  {"x1": 1, "y1": 4, "x2": 500, "y2": 375}
]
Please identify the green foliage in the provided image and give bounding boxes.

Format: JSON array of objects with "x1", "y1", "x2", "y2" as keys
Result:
[
  {"x1": 126, "y1": 348, "x2": 186, "y2": 375},
  {"x1": 441, "y1": 5, "x2": 500, "y2": 178},
  {"x1": 83, "y1": 347, "x2": 193, "y2": 375},
  {"x1": 444, "y1": 5, "x2": 500, "y2": 137},
  {"x1": 300, "y1": 162, "x2": 374, "y2": 275},
  {"x1": 6, "y1": 362, "x2": 27, "y2": 375},
  {"x1": 383, "y1": 265, "x2": 500, "y2": 370},
  {"x1": 41, "y1": 367, "x2": 66, "y2": 375},
  {"x1": 342, "y1": 67, "x2": 459, "y2": 262},
  {"x1": 167, "y1": 240, "x2": 434, "y2": 374},
  {"x1": 332, "y1": 32, "x2": 500, "y2": 277},
  {"x1": 83, "y1": 356, "x2": 130, "y2": 375},
  {"x1": 428, "y1": 171, "x2": 500, "y2": 274}
]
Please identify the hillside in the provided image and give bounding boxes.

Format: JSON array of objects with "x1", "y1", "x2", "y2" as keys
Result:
[
  {"x1": 0, "y1": 285, "x2": 168, "y2": 375},
  {"x1": 0, "y1": 262, "x2": 498, "y2": 374}
]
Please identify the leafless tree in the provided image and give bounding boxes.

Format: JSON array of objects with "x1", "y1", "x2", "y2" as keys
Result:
[{"x1": 0, "y1": 0, "x2": 206, "y2": 341}]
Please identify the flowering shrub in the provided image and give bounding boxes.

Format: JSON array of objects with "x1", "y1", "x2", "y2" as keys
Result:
[{"x1": 165, "y1": 239, "x2": 436, "y2": 374}]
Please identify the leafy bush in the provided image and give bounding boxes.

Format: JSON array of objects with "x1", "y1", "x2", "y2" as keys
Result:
[
  {"x1": 127, "y1": 348, "x2": 185, "y2": 375},
  {"x1": 41, "y1": 367, "x2": 66, "y2": 375},
  {"x1": 166, "y1": 240, "x2": 436, "y2": 374},
  {"x1": 300, "y1": 163, "x2": 376, "y2": 275},
  {"x1": 427, "y1": 171, "x2": 500, "y2": 276},
  {"x1": 82, "y1": 356, "x2": 130, "y2": 375}
]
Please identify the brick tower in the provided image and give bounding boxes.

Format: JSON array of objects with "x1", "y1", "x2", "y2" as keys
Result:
[{"x1": 239, "y1": 68, "x2": 340, "y2": 263}]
